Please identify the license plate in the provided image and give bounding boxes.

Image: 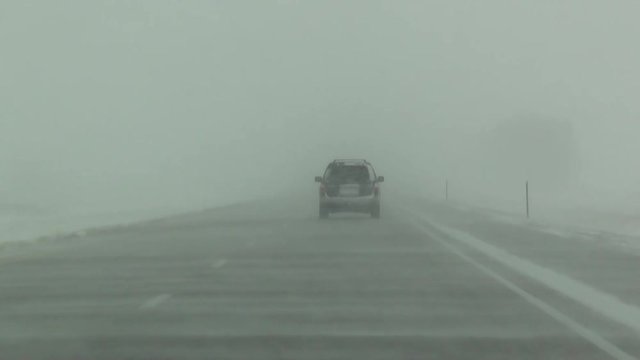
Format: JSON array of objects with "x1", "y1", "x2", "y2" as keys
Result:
[{"x1": 339, "y1": 186, "x2": 359, "y2": 197}]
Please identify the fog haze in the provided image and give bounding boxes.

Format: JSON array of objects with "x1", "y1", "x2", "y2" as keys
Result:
[{"x1": 2, "y1": 0, "x2": 640, "y2": 218}]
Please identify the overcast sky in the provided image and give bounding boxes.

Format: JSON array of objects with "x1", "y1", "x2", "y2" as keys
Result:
[{"x1": 2, "y1": 1, "x2": 640, "y2": 215}]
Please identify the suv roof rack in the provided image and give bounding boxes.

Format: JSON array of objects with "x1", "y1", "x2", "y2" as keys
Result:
[{"x1": 332, "y1": 159, "x2": 369, "y2": 164}]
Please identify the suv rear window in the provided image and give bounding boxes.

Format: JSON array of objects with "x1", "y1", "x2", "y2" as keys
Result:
[{"x1": 325, "y1": 165, "x2": 371, "y2": 184}]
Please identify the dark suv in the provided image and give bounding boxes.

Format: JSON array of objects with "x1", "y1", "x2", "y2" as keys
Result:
[{"x1": 315, "y1": 159, "x2": 384, "y2": 218}]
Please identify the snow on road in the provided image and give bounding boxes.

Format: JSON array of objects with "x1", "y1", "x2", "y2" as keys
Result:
[{"x1": 408, "y1": 210, "x2": 640, "y2": 335}]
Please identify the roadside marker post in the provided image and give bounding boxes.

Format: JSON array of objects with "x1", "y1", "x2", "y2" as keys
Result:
[{"x1": 526, "y1": 181, "x2": 530, "y2": 218}]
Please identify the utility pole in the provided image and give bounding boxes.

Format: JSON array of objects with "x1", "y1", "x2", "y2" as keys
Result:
[{"x1": 526, "y1": 181, "x2": 530, "y2": 218}]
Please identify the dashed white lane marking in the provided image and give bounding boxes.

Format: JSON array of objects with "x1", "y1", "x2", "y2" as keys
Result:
[
  {"x1": 407, "y1": 214, "x2": 637, "y2": 360},
  {"x1": 212, "y1": 259, "x2": 227, "y2": 268},
  {"x1": 139, "y1": 294, "x2": 172, "y2": 310}
]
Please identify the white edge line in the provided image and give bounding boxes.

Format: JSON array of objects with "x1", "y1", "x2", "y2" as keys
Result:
[
  {"x1": 422, "y1": 225, "x2": 636, "y2": 360},
  {"x1": 402, "y1": 211, "x2": 637, "y2": 360},
  {"x1": 424, "y1": 216, "x2": 640, "y2": 335}
]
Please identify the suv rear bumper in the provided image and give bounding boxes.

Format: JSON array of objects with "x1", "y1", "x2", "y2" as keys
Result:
[{"x1": 320, "y1": 196, "x2": 379, "y2": 213}]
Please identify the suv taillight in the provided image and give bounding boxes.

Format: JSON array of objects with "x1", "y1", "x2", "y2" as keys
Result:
[
  {"x1": 319, "y1": 184, "x2": 326, "y2": 197},
  {"x1": 373, "y1": 185, "x2": 380, "y2": 196}
]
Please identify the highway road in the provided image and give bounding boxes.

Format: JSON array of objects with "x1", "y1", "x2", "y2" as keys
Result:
[{"x1": 1, "y1": 197, "x2": 639, "y2": 359}]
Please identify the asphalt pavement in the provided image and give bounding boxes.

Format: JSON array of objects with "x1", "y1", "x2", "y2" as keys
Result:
[{"x1": 1, "y1": 197, "x2": 639, "y2": 359}]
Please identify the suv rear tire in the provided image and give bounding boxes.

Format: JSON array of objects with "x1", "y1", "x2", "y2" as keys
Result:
[
  {"x1": 319, "y1": 205, "x2": 329, "y2": 219},
  {"x1": 371, "y1": 204, "x2": 381, "y2": 219}
]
